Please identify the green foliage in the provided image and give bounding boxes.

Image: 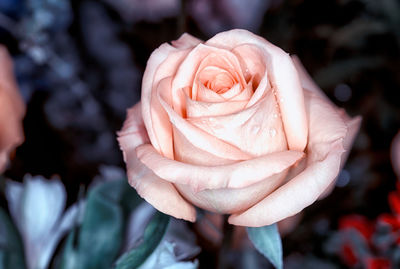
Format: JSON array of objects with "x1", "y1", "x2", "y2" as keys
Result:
[
  {"x1": 114, "y1": 212, "x2": 170, "y2": 269},
  {"x1": 247, "y1": 224, "x2": 282, "y2": 269},
  {"x1": 0, "y1": 208, "x2": 26, "y2": 269}
]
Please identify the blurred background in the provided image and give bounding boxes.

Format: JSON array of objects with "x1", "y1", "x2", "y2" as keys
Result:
[{"x1": 1, "y1": 0, "x2": 400, "y2": 267}]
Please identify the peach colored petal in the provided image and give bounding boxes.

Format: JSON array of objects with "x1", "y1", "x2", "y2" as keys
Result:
[
  {"x1": 219, "y1": 83, "x2": 241, "y2": 99},
  {"x1": 141, "y1": 43, "x2": 190, "y2": 157},
  {"x1": 136, "y1": 143, "x2": 303, "y2": 192},
  {"x1": 231, "y1": 44, "x2": 266, "y2": 84},
  {"x1": 0, "y1": 46, "x2": 25, "y2": 172},
  {"x1": 207, "y1": 29, "x2": 308, "y2": 151},
  {"x1": 230, "y1": 82, "x2": 253, "y2": 101},
  {"x1": 173, "y1": 126, "x2": 236, "y2": 166},
  {"x1": 124, "y1": 146, "x2": 196, "y2": 222},
  {"x1": 196, "y1": 82, "x2": 226, "y2": 102},
  {"x1": 176, "y1": 171, "x2": 289, "y2": 214},
  {"x1": 229, "y1": 140, "x2": 344, "y2": 227},
  {"x1": 157, "y1": 88, "x2": 251, "y2": 160},
  {"x1": 189, "y1": 89, "x2": 287, "y2": 157},
  {"x1": 291, "y1": 55, "x2": 328, "y2": 100},
  {"x1": 228, "y1": 91, "x2": 349, "y2": 226},
  {"x1": 171, "y1": 33, "x2": 203, "y2": 50},
  {"x1": 172, "y1": 44, "x2": 246, "y2": 112},
  {"x1": 186, "y1": 96, "x2": 248, "y2": 118},
  {"x1": 117, "y1": 102, "x2": 150, "y2": 161},
  {"x1": 391, "y1": 131, "x2": 400, "y2": 178}
]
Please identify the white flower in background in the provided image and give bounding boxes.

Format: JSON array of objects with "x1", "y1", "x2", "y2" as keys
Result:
[
  {"x1": 125, "y1": 203, "x2": 200, "y2": 269},
  {"x1": 5, "y1": 175, "x2": 82, "y2": 269}
]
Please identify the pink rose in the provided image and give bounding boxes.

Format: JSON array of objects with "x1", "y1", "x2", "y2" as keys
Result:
[
  {"x1": 118, "y1": 29, "x2": 361, "y2": 227},
  {"x1": 0, "y1": 46, "x2": 25, "y2": 172}
]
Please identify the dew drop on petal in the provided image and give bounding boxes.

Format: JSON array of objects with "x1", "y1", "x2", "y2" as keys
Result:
[
  {"x1": 269, "y1": 128, "x2": 277, "y2": 137},
  {"x1": 251, "y1": 125, "x2": 260, "y2": 134},
  {"x1": 273, "y1": 113, "x2": 278, "y2": 119}
]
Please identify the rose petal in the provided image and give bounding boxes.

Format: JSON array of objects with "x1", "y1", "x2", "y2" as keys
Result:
[
  {"x1": 117, "y1": 102, "x2": 150, "y2": 161},
  {"x1": 176, "y1": 171, "x2": 289, "y2": 214},
  {"x1": 172, "y1": 44, "x2": 246, "y2": 111},
  {"x1": 196, "y1": 82, "x2": 226, "y2": 102},
  {"x1": 171, "y1": 33, "x2": 203, "y2": 50},
  {"x1": 189, "y1": 89, "x2": 287, "y2": 156},
  {"x1": 141, "y1": 43, "x2": 190, "y2": 157},
  {"x1": 207, "y1": 29, "x2": 308, "y2": 151},
  {"x1": 186, "y1": 96, "x2": 248, "y2": 118},
  {"x1": 136, "y1": 144, "x2": 303, "y2": 191},
  {"x1": 229, "y1": 140, "x2": 345, "y2": 227},
  {"x1": 229, "y1": 91, "x2": 349, "y2": 226},
  {"x1": 125, "y1": 148, "x2": 196, "y2": 222},
  {"x1": 173, "y1": 126, "x2": 237, "y2": 166},
  {"x1": 158, "y1": 88, "x2": 251, "y2": 160}
]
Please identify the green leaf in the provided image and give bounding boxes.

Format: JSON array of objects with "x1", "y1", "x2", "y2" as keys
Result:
[
  {"x1": 56, "y1": 178, "x2": 142, "y2": 269},
  {"x1": 247, "y1": 224, "x2": 282, "y2": 269},
  {"x1": 77, "y1": 181, "x2": 125, "y2": 269},
  {"x1": 114, "y1": 212, "x2": 170, "y2": 269},
  {"x1": 0, "y1": 208, "x2": 26, "y2": 269},
  {"x1": 58, "y1": 230, "x2": 79, "y2": 269}
]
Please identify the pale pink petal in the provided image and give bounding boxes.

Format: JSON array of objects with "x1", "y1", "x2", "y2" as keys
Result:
[
  {"x1": 229, "y1": 82, "x2": 253, "y2": 101},
  {"x1": 391, "y1": 131, "x2": 400, "y2": 178},
  {"x1": 189, "y1": 89, "x2": 287, "y2": 157},
  {"x1": 117, "y1": 102, "x2": 150, "y2": 161},
  {"x1": 141, "y1": 43, "x2": 189, "y2": 156},
  {"x1": 229, "y1": 140, "x2": 344, "y2": 227},
  {"x1": 171, "y1": 33, "x2": 203, "y2": 50},
  {"x1": 173, "y1": 126, "x2": 236, "y2": 166},
  {"x1": 220, "y1": 83, "x2": 241, "y2": 99},
  {"x1": 207, "y1": 29, "x2": 308, "y2": 151},
  {"x1": 186, "y1": 96, "x2": 248, "y2": 118},
  {"x1": 176, "y1": 171, "x2": 289, "y2": 214},
  {"x1": 157, "y1": 89, "x2": 251, "y2": 160},
  {"x1": 0, "y1": 46, "x2": 25, "y2": 172},
  {"x1": 124, "y1": 147, "x2": 196, "y2": 222},
  {"x1": 197, "y1": 82, "x2": 226, "y2": 102},
  {"x1": 136, "y1": 144, "x2": 303, "y2": 191},
  {"x1": 172, "y1": 44, "x2": 246, "y2": 111},
  {"x1": 229, "y1": 92, "x2": 350, "y2": 226},
  {"x1": 291, "y1": 55, "x2": 328, "y2": 100}
]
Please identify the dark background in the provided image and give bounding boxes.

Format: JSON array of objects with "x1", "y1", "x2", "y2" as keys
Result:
[{"x1": 1, "y1": 0, "x2": 399, "y2": 267}]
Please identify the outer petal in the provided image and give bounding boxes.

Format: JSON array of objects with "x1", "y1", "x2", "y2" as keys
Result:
[
  {"x1": 136, "y1": 143, "x2": 303, "y2": 191},
  {"x1": 117, "y1": 102, "x2": 150, "y2": 161},
  {"x1": 171, "y1": 33, "x2": 203, "y2": 50},
  {"x1": 125, "y1": 147, "x2": 196, "y2": 222},
  {"x1": 188, "y1": 89, "x2": 287, "y2": 157},
  {"x1": 229, "y1": 92, "x2": 351, "y2": 226},
  {"x1": 206, "y1": 29, "x2": 308, "y2": 151},
  {"x1": 141, "y1": 43, "x2": 192, "y2": 158},
  {"x1": 0, "y1": 46, "x2": 25, "y2": 172}
]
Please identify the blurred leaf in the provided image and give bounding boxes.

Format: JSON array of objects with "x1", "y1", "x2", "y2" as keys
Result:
[
  {"x1": 114, "y1": 211, "x2": 170, "y2": 269},
  {"x1": 58, "y1": 230, "x2": 79, "y2": 269},
  {"x1": 247, "y1": 224, "x2": 283, "y2": 269},
  {"x1": 0, "y1": 208, "x2": 26, "y2": 269},
  {"x1": 56, "y1": 178, "x2": 142, "y2": 269},
  {"x1": 77, "y1": 180, "x2": 125, "y2": 269}
]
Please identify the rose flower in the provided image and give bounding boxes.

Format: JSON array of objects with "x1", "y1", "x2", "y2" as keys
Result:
[
  {"x1": 118, "y1": 29, "x2": 361, "y2": 227},
  {"x1": 0, "y1": 45, "x2": 25, "y2": 172}
]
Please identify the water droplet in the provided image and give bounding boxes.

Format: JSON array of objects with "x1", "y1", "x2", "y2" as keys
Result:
[
  {"x1": 273, "y1": 113, "x2": 278, "y2": 119},
  {"x1": 209, "y1": 117, "x2": 216, "y2": 123},
  {"x1": 280, "y1": 98, "x2": 284, "y2": 103},
  {"x1": 269, "y1": 128, "x2": 276, "y2": 137},
  {"x1": 245, "y1": 68, "x2": 249, "y2": 73},
  {"x1": 251, "y1": 125, "x2": 260, "y2": 134}
]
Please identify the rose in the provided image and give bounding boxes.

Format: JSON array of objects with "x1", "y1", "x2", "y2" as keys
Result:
[
  {"x1": 118, "y1": 29, "x2": 361, "y2": 227},
  {"x1": 0, "y1": 45, "x2": 25, "y2": 172}
]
